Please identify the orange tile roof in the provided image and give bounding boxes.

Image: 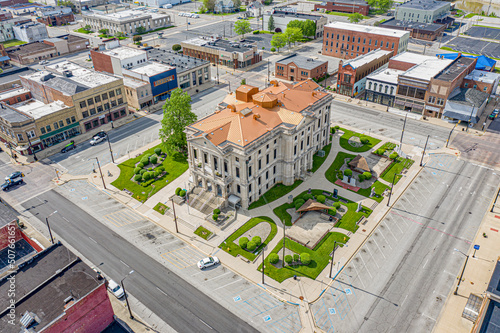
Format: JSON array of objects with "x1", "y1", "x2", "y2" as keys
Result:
[{"x1": 189, "y1": 79, "x2": 330, "y2": 148}]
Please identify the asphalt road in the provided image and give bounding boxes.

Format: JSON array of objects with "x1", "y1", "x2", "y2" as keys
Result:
[
  {"x1": 312, "y1": 154, "x2": 499, "y2": 332},
  {"x1": 21, "y1": 190, "x2": 258, "y2": 333}
]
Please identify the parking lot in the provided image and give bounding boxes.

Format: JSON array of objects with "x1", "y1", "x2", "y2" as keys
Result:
[
  {"x1": 445, "y1": 36, "x2": 500, "y2": 59},
  {"x1": 56, "y1": 180, "x2": 302, "y2": 333},
  {"x1": 464, "y1": 26, "x2": 500, "y2": 40}
]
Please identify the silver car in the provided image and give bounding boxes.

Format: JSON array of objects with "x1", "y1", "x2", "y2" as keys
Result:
[
  {"x1": 90, "y1": 135, "x2": 106, "y2": 146},
  {"x1": 197, "y1": 256, "x2": 220, "y2": 269}
]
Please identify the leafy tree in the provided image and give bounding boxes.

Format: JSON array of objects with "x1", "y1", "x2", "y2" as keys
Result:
[
  {"x1": 239, "y1": 237, "x2": 249, "y2": 248},
  {"x1": 329, "y1": 207, "x2": 337, "y2": 216},
  {"x1": 344, "y1": 169, "x2": 353, "y2": 177},
  {"x1": 302, "y1": 19, "x2": 316, "y2": 37},
  {"x1": 358, "y1": 174, "x2": 365, "y2": 182},
  {"x1": 212, "y1": 213, "x2": 219, "y2": 221},
  {"x1": 284, "y1": 27, "x2": 302, "y2": 50},
  {"x1": 348, "y1": 13, "x2": 364, "y2": 23},
  {"x1": 251, "y1": 236, "x2": 261, "y2": 246},
  {"x1": 300, "y1": 253, "x2": 311, "y2": 265},
  {"x1": 389, "y1": 152, "x2": 399, "y2": 160},
  {"x1": 317, "y1": 195, "x2": 326, "y2": 203},
  {"x1": 133, "y1": 35, "x2": 142, "y2": 42},
  {"x1": 115, "y1": 31, "x2": 125, "y2": 38},
  {"x1": 136, "y1": 26, "x2": 146, "y2": 34},
  {"x1": 172, "y1": 44, "x2": 181, "y2": 52},
  {"x1": 175, "y1": 187, "x2": 182, "y2": 196},
  {"x1": 268, "y1": 253, "x2": 279, "y2": 264},
  {"x1": 234, "y1": 19, "x2": 252, "y2": 39},
  {"x1": 294, "y1": 199, "x2": 305, "y2": 210},
  {"x1": 98, "y1": 28, "x2": 109, "y2": 35},
  {"x1": 159, "y1": 88, "x2": 197, "y2": 153},
  {"x1": 154, "y1": 147, "x2": 162, "y2": 155},
  {"x1": 284, "y1": 255, "x2": 293, "y2": 264},
  {"x1": 83, "y1": 24, "x2": 92, "y2": 32},
  {"x1": 203, "y1": 0, "x2": 216, "y2": 12},
  {"x1": 233, "y1": 0, "x2": 242, "y2": 9},
  {"x1": 268, "y1": 15, "x2": 275, "y2": 31},
  {"x1": 150, "y1": 155, "x2": 158, "y2": 164},
  {"x1": 213, "y1": 208, "x2": 221, "y2": 215},
  {"x1": 134, "y1": 174, "x2": 142, "y2": 182},
  {"x1": 134, "y1": 167, "x2": 141, "y2": 174},
  {"x1": 271, "y1": 33, "x2": 286, "y2": 52},
  {"x1": 363, "y1": 172, "x2": 372, "y2": 180},
  {"x1": 378, "y1": 0, "x2": 394, "y2": 11},
  {"x1": 333, "y1": 202, "x2": 341, "y2": 209},
  {"x1": 241, "y1": 79, "x2": 246, "y2": 85},
  {"x1": 179, "y1": 190, "x2": 186, "y2": 197}
]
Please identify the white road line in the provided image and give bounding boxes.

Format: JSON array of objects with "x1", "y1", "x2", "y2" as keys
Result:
[
  {"x1": 89, "y1": 237, "x2": 98, "y2": 244},
  {"x1": 393, "y1": 220, "x2": 405, "y2": 234},
  {"x1": 199, "y1": 319, "x2": 213, "y2": 330},
  {"x1": 422, "y1": 313, "x2": 436, "y2": 321},
  {"x1": 351, "y1": 261, "x2": 366, "y2": 289},
  {"x1": 203, "y1": 271, "x2": 232, "y2": 283},
  {"x1": 358, "y1": 254, "x2": 373, "y2": 279},
  {"x1": 213, "y1": 279, "x2": 242, "y2": 291},
  {"x1": 120, "y1": 260, "x2": 130, "y2": 268},
  {"x1": 365, "y1": 246, "x2": 380, "y2": 269},
  {"x1": 156, "y1": 287, "x2": 169, "y2": 297},
  {"x1": 378, "y1": 229, "x2": 393, "y2": 250},
  {"x1": 422, "y1": 259, "x2": 429, "y2": 269},
  {"x1": 385, "y1": 224, "x2": 399, "y2": 242},
  {"x1": 401, "y1": 294, "x2": 408, "y2": 307},
  {"x1": 156, "y1": 239, "x2": 178, "y2": 247},
  {"x1": 372, "y1": 238, "x2": 386, "y2": 260},
  {"x1": 126, "y1": 224, "x2": 151, "y2": 232}
]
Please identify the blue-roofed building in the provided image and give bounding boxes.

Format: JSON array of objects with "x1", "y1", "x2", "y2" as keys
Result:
[{"x1": 436, "y1": 53, "x2": 497, "y2": 72}]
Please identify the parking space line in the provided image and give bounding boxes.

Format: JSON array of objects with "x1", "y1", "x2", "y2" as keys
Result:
[
  {"x1": 371, "y1": 238, "x2": 386, "y2": 260},
  {"x1": 357, "y1": 254, "x2": 372, "y2": 279},
  {"x1": 214, "y1": 279, "x2": 242, "y2": 291},
  {"x1": 364, "y1": 246, "x2": 380, "y2": 269},
  {"x1": 377, "y1": 229, "x2": 392, "y2": 250},
  {"x1": 203, "y1": 271, "x2": 232, "y2": 283}
]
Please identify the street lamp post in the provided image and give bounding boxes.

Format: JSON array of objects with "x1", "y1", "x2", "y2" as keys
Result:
[
  {"x1": 282, "y1": 220, "x2": 286, "y2": 268},
  {"x1": 387, "y1": 173, "x2": 399, "y2": 207},
  {"x1": 121, "y1": 270, "x2": 135, "y2": 319},
  {"x1": 329, "y1": 241, "x2": 337, "y2": 278},
  {"x1": 171, "y1": 198, "x2": 179, "y2": 233},
  {"x1": 26, "y1": 132, "x2": 37, "y2": 162},
  {"x1": 446, "y1": 121, "x2": 460, "y2": 148},
  {"x1": 105, "y1": 132, "x2": 115, "y2": 164},
  {"x1": 420, "y1": 135, "x2": 429, "y2": 167},
  {"x1": 453, "y1": 248, "x2": 469, "y2": 295},
  {"x1": 399, "y1": 112, "x2": 408, "y2": 152},
  {"x1": 467, "y1": 104, "x2": 475, "y2": 133},
  {"x1": 262, "y1": 245, "x2": 265, "y2": 284},
  {"x1": 46, "y1": 210, "x2": 58, "y2": 244},
  {"x1": 89, "y1": 157, "x2": 106, "y2": 189}
]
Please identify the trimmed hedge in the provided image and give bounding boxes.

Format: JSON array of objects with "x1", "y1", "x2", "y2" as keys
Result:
[
  {"x1": 285, "y1": 255, "x2": 293, "y2": 264},
  {"x1": 179, "y1": 189, "x2": 186, "y2": 197},
  {"x1": 317, "y1": 195, "x2": 326, "y2": 203},
  {"x1": 269, "y1": 253, "x2": 279, "y2": 264},
  {"x1": 175, "y1": 187, "x2": 181, "y2": 196},
  {"x1": 252, "y1": 236, "x2": 262, "y2": 246},
  {"x1": 134, "y1": 167, "x2": 141, "y2": 174},
  {"x1": 344, "y1": 169, "x2": 353, "y2": 177},
  {"x1": 150, "y1": 155, "x2": 158, "y2": 164},
  {"x1": 214, "y1": 208, "x2": 221, "y2": 215},
  {"x1": 213, "y1": 213, "x2": 219, "y2": 221},
  {"x1": 300, "y1": 253, "x2": 311, "y2": 265},
  {"x1": 246, "y1": 241, "x2": 257, "y2": 251},
  {"x1": 154, "y1": 147, "x2": 162, "y2": 155},
  {"x1": 239, "y1": 237, "x2": 249, "y2": 248}
]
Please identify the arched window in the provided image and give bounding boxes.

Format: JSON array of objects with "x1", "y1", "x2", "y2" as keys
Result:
[
  {"x1": 368, "y1": 82, "x2": 372, "y2": 90},
  {"x1": 374, "y1": 83, "x2": 378, "y2": 91},
  {"x1": 385, "y1": 85, "x2": 388, "y2": 94},
  {"x1": 390, "y1": 86, "x2": 394, "y2": 95},
  {"x1": 379, "y1": 85, "x2": 383, "y2": 92}
]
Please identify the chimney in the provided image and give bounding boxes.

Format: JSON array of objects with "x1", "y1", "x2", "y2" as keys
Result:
[
  {"x1": 228, "y1": 104, "x2": 236, "y2": 112},
  {"x1": 253, "y1": 113, "x2": 260, "y2": 120}
]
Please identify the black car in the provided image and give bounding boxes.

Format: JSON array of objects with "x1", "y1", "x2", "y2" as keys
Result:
[
  {"x1": 95, "y1": 131, "x2": 107, "y2": 139},
  {"x1": 5, "y1": 171, "x2": 24, "y2": 181},
  {"x1": 2, "y1": 177, "x2": 23, "y2": 191},
  {"x1": 61, "y1": 142, "x2": 76, "y2": 153}
]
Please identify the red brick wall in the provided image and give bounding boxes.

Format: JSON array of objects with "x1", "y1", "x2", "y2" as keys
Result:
[
  {"x1": 0, "y1": 90, "x2": 31, "y2": 105},
  {"x1": 388, "y1": 59, "x2": 417, "y2": 71},
  {"x1": 462, "y1": 79, "x2": 494, "y2": 95},
  {"x1": 0, "y1": 12, "x2": 13, "y2": 21},
  {"x1": 0, "y1": 223, "x2": 23, "y2": 251},
  {"x1": 91, "y1": 50, "x2": 114, "y2": 75},
  {"x1": 323, "y1": 27, "x2": 403, "y2": 60},
  {"x1": 46, "y1": 283, "x2": 114, "y2": 333},
  {"x1": 314, "y1": 2, "x2": 369, "y2": 15},
  {"x1": 276, "y1": 61, "x2": 328, "y2": 80}
]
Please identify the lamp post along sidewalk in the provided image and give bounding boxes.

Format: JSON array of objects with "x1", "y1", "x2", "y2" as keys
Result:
[
  {"x1": 45, "y1": 210, "x2": 58, "y2": 244},
  {"x1": 121, "y1": 270, "x2": 135, "y2": 319}
]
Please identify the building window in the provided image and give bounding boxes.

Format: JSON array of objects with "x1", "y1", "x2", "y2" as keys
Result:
[
  {"x1": 294, "y1": 146, "x2": 297, "y2": 155},
  {"x1": 95, "y1": 96, "x2": 101, "y2": 103},
  {"x1": 27, "y1": 130, "x2": 35, "y2": 139},
  {"x1": 437, "y1": 98, "x2": 445, "y2": 106},
  {"x1": 97, "y1": 106, "x2": 103, "y2": 112},
  {"x1": 116, "y1": 88, "x2": 122, "y2": 95},
  {"x1": 17, "y1": 133, "x2": 23, "y2": 141},
  {"x1": 484, "y1": 86, "x2": 488, "y2": 91},
  {"x1": 368, "y1": 82, "x2": 372, "y2": 90},
  {"x1": 80, "y1": 101, "x2": 86, "y2": 108},
  {"x1": 273, "y1": 165, "x2": 276, "y2": 174},
  {"x1": 109, "y1": 90, "x2": 115, "y2": 98},
  {"x1": 428, "y1": 96, "x2": 436, "y2": 104},
  {"x1": 46, "y1": 125, "x2": 51, "y2": 132},
  {"x1": 464, "y1": 83, "x2": 468, "y2": 88},
  {"x1": 274, "y1": 149, "x2": 277, "y2": 159},
  {"x1": 258, "y1": 159, "x2": 261, "y2": 170},
  {"x1": 71, "y1": 116, "x2": 76, "y2": 123},
  {"x1": 54, "y1": 122, "x2": 59, "y2": 130},
  {"x1": 102, "y1": 93, "x2": 108, "y2": 100},
  {"x1": 237, "y1": 185, "x2": 240, "y2": 193},
  {"x1": 66, "y1": 118, "x2": 71, "y2": 125},
  {"x1": 375, "y1": 40, "x2": 378, "y2": 46},
  {"x1": 118, "y1": 98, "x2": 123, "y2": 105},
  {"x1": 90, "y1": 108, "x2": 96, "y2": 115},
  {"x1": 40, "y1": 127, "x2": 46, "y2": 134},
  {"x1": 248, "y1": 166, "x2": 252, "y2": 177},
  {"x1": 87, "y1": 98, "x2": 94, "y2": 105},
  {"x1": 236, "y1": 167, "x2": 240, "y2": 178},
  {"x1": 248, "y1": 184, "x2": 252, "y2": 193}
]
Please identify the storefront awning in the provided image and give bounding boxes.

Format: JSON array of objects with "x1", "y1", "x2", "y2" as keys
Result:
[
  {"x1": 228, "y1": 195, "x2": 241, "y2": 207},
  {"x1": 442, "y1": 110, "x2": 479, "y2": 123}
]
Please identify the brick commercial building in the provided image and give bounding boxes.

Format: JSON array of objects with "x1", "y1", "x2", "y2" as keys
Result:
[
  {"x1": 0, "y1": 243, "x2": 115, "y2": 332},
  {"x1": 263, "y1": 7, "x2": 327, "y2": 38},
  {"x1": 275, "y1": 53, "x2": 328, "y2": 81},
  {"x1": 0, "y1": 12, "x2": 13, "y2": 21},
  {"x1": 0, "y1": 86, "x2": 31, "y2": 105},
  {"x1": 323, "y1": 22, "x2": 410, "y2": 60},
  {"x1": 424, "y1": 56, "x2": 476, "y2": 118},
  {"x1": 36, "y1": 6, "x2": 75, "y2": 26},
  {"x1": 181, "y1": 37, "x2": 263, "y2": 70},
  {"x1": 380, "y1": 18, "x2": 446, "y2": 41},
  {"x1": 0, "y1": 17, "x2": 31, "y2": 42},
  {"x1": 462, "y1": 69, "x2": 500, "y2": 95},
  {"x1": 83, "y1": 9, "x2": 171, "y2": 35},
  {"x1": 185, "y1": 80, "x2": 332, "y2": 209},
  {"x1": 395, "y1": 0, "x2": 451, "y2": 25},
  {"x1": 314, "y1": 0, "x2": 369, "y2": 16}
]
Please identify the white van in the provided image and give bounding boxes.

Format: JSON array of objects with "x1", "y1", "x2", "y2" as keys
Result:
[
  {"x1": 163, "y1": 4, "x2": 172, "y2": 8},
  {"x1": 107, "y1": 279, "x2": 125, "y2": 298}
]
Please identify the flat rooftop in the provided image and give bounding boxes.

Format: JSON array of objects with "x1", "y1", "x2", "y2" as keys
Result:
[
  {"x1": 0, "y1": 103, "x2": 32, "y2": 123},
  {"x1": 434, "y1": 57, "x2": 476, "y2": 81},
  {"x1": 0, "y1": 67, "x2": 35, "y2": 85},
  {"x1": 344, "y1": 49, "x2": 392, "y2": 69},
  {"x1": 101, "y1": 46, "x2": 146, "y2": 60},
  {"x1": 123, "y1": 77, "x2": 148, "y2": 88},
  {"x1": 83, "y1": 9, "x2": 169, "y2": 22},
  {"x1": 324, "y1": 0, "x2": 367, "y2": 4},
  {"x1": 276, "y1": 54, "x2": 327, "y2": 70},
  {"x1": 389, "y1": 51, "x2": 436, "y2": 66},
  {"x1": 465, "y1": 69, "x2": 500, "y2": 84},
  {"x1": 325, "y1": 22, "x2": 410, "y2": 38},
  {"x1": 183, "y1": 37, "x2": 257, "y2": 54},
  {"x1": 13, "y1": 99, "x2": 68, "y2": 119},
  {"x1": 128, "y1": 61, "x2": 174, "y2": 76},
  {"x1": 380, "y1": 19, "x2": 444, "y2": 33},
  {"x1": 146, "y1": 47, "x2": 209, "y2": 73},
  {"x1": 367, "y1": 67, "x2": 404, "y2": 85},
  {"x1": 269, "y1": 9, "x2": 324, "y2": 21},
  {"x1": 0, "y1": 201, "x2": 18, "y2": 229},
  {"x1": 397, "y1": 0, "x2": 449, "y2": 11},
  {"x1": 0, "y1": 87, "x2": 29, "y2": 100},
  {"x1": 0, "y1": 244, "x2": 104, "y2": 333},
  {"x1": 6, "y1": 41, "x2": 54, "y2": 53},
  {"x1": 401, "y1": 58, "x2": 453, "y2": 81}
]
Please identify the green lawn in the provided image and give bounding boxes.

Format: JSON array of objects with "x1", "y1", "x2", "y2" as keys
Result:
[
  {"x1": 273, "y1": 189, "x2": 372, "y2": 231},
  {"x1": 474, "y1": 24, "x2": 500, "y2": 30},
  {"x1": 248, "y1": 180, "x2": 303, "y2": 210},
  {"x1": 378, "y1": 142, "x2": 397, "y2": 152},
  {"x1": 381, "y1": 157, "x2": 415, "y2": 184},
  {"x1": 339, "y1": 128, "x2": 381, "y2": 153},
  {"x1": 465, "y1": 13, "x2": 475, "y2": 18},
  {"x1": 194, "y1": 226, "x2": 213, "y2": 240},
  {"x1": 153, "y1": 202, "x2": 169, "y2": 215},
  {"x1": 135, "y1": 25, "x2": 176, "y2": 35},
  {"x1": 311, "y1": 143, "x2": 332, "y2": 172},
  {"x1": 259, "y1": 232, "x2": 349, "y2": 282},
  {"x1": 111, "y1": 145, "x2": 188, "y2": 202},
  {"x1": 1, "y1": 39, "x2": 26, "y2": 48},
  {"x1": 219, "y1": 216, "x2": 277, "y2": 261},
  {"x1": 325, "y1": 151, "x2": 388, "y2": 202},
  {"x1": 74, "y1": 28, "x2": 92, "y2": 34}
]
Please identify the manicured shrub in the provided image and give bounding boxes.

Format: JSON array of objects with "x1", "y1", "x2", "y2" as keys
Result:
[
  {"x1": 358, "y1": 174, "x2": 365, "y2": 182},
  {"x1": 329, "y1": 207, "x2": 337, "y2": 216},
  {"x1": 150, "y1": 155, "x2": 158, "y2": 164},
  {"x1": 294, "y1": 199, "x2": 305, "y2": 210},
  {"x1": 300, "y1": 253, "x2": 311, "y2": 265},
  {"x1": 344, "y1": 169, "x2": 353, "y2": 177},
  {"x1": 253, "y1": 30, "x2": 259, "y2": 34},
  {"x1": 390, "y1": 152, "x2": 399, "y2": 160},
  {"x1": 333, "y1": 202, "x2": 341, "y2": 209},
  {"x1": 157, "y1": 166, "x2": 165, "y2": 172},
  {"x1": 137, "y1": 162, "x2": 144, "y2": 169},
  {"x1": 213, "y1": 213, "x2": 219, "y2": 221},
  {"x1": 239, "y1": 237, "x2": 249, "y2": 248},
  {"x1": 140, "y1": 156, "x2": 149, "y2": 164},
  {"x1": 285, "y1": 254, "x2": 293, "y2": 264},
  {"x1": 293, "y1": 253, "x2": 300, "y2": 262},
  {"x1": 154, "y1": 170, "x2": 160, "y2": 178},
  {"x1": 142, "y1": 172, "x2": 151, "y2": 181},
  {"x1": 334, "y1": 125, "x2": 340, "y2": 130},
  {"x1": 134, "y1": 167, "x2": 141, "y2": 174},
  {"x1": 213, "y1": 208, "x2": 221, "y2": 215},
  {"x1": 172, "y1": 44, "x2": 181, "y2": 52},
  {"x1": 270, "y1": 47, "x2": 276, "y2": 52},
  {"x1": 140, "y1": 169, "x2": 147, "y2": 175},
  {"x1": 303, "y1": 193, "x2": 313, "y2": 201},
  {"x1": 360, "y1": 136, "x2": 369, "y2": 144},
  {"x1": 154, "y1": 148, "x2": 162, "y2": 155},
  {"x1": 331, "y1": 127, "x2": 336, "y2": 134},
  {"x1": 179, "y1": 190, "x2": 186, "y2": 197},
  {"x1": 134, "y1": 174, "x2": 142, "y2": 182},
  {"x1": 268, "y1": 253, "x2": 279, "y2": 264},
  {"x1": 175, "y1": 187, "x2": 182, "y2": 195},
  {"x1": 317, "y1": 195, "x2": 326, "y2": 203},
  {"x1": 363, "y1": 172, "x2": 372, "y2": 180},
  {"x1": 375, "y1": 148, "x2": 384, "y2": 155},
  {"x1": 246, "y1": 241, "x2": 257, "y2": 251},
  {"x1": 251, "y1": 236, "x2": 261, "y2": 246}
]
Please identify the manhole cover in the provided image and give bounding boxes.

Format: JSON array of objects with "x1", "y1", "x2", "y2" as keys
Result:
[{"x1": 144, "y1": 233, "x2": 155, "y2": 240}]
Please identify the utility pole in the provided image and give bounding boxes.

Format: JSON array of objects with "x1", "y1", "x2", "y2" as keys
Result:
[
  {"x1": 121, "y1": 270, "x2": 135, "y2": 319},
  {"x1": 399, "y1": 112, "x2": 408, "y2": 153},
  {"x1": 45, "y1": 210, "x2": 57, "y2": 244},
  {"x1": 420, "y1": 135, "x2": 429, "y2": 167},
  {"x1": 267, "y1": 59, "x2": 270, "y2": 85},
  {"x1": 329, "y1": 241, "x2": 337, "y2": 278},
  {"x1": 106, "y1": 132, "x2": 114, "y2": 163},
  {"x1": 387, "y1": 173, "x2": 398, "y2": 207},
  {"x1": 446, "y1": 121, "x2": 460, "y2": 148},
  {"x1": 282, "y1": 220, "x2": 286, "y2": 268},
  {"x1": 90, "y1": 157, "x2": 106, "y2": 189},
  {"x1": 467, "y1": 104, "x2": 475, "y2": 132},
  {"x1": 26, "y1": 132, "x2": 37, "y2": 162},
  {"x1": 171, "y1": 198, "x2": 179, "y2": 233},
  {"x1": 262, "y1": 246, "x2": 265, "y2": 284},
  {"x1": 454, "y1": 249, "x2": 469, "y2": 295}
]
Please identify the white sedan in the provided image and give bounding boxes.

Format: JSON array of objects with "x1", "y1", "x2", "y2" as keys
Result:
[
  {"x1": 90, "y1": 135, "x2": 106, "y2": 146},
  {"x1": 197, "y1": 256, "x2": 220, "y2": 269}
]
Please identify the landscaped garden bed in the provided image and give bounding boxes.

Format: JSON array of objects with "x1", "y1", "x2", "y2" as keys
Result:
[
  {"x1": 337, "y1": 127, "x2": 381, "y2": 153},
  {"x1": 111, "y1": 145, "x2": 188, "y2": 202},
  {"x1": 194, "y1": 226, "x2": 213, "y2": 240},
  {"x1": 153, "y1": 202, "x2": 169, "y2": 215},
  {"x1": 219, "y1": 216, "x2": 277, "y2": 261},
  {"x1": 248, "y1": 180, "x2": 303, "y2": 210},
  {"x1": 380, "y1": 155, "x2": 415, "y2": 184},
  {"x1": 259, "y1": 232, "x2": 349, "y2": 282},
  {"x1": 311, "y1": 143, "x2": 332, "y2": 172}
]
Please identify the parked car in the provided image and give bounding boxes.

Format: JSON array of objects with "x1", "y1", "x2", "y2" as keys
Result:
[
  {"x1": 90, "y1": 135, "x2": 106, "y2": 146},
  {"x1": 39, "y1": 60, "x2": 48, "y2": 65},
  {"x1": 488, "y1": 109, "x2": 499, "y2": 119},
  {"x1": 5, "y1": 171, "x2": 24, "y2": 181},
  {"x1": 1, "y1": 176, "x2": 23, "y2": 191},
  {"x1": 197, "y1": 256, "x2": 220, "y2": 269},
  {"x1": 95, "y1": 131, "x2": 107, "y2": 139},
  {"x1": 61, "y1": 142, "x2": 76, "y2": 153},
  {"x1": 107, "y1": 279, "x2": 124, "y2": 298}
]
